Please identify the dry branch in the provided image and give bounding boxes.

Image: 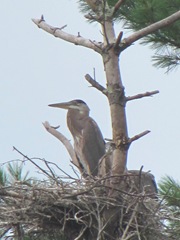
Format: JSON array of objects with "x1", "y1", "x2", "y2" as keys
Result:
[
  {"x1": 85, "y1": 74, "x2": 107, "y2": 95},
  {"x1": 126, "y1": 90, "x2": 159, "y2": 101},
  {"x1": 112, "y1": 0, "x2": 125, "y2": 16},
  {"x1": 32, "y1": 17, "x2": 103, "y2": 53},
  {"x1": 128, "y1": 130, "x2": 151, "y2": 144},
  {"x1": 114, "y1": 31, "x2": 123, "y2": 52},
  {"x1": 43, "y1": 121, "x2": 80, "y2": 169}
]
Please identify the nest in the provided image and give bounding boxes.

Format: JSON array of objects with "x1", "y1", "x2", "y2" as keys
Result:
[{"x1": 0, "y1": 171, "x2": 168, "y2": 240}]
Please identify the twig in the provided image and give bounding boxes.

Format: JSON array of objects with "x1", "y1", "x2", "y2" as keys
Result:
[
  {"x1": 135, "y1": 216, "x2": 141, "y2": 240},
  {"x1": 138, "y1": 166, "x2": 143, "y2": 193},
  {"x1": 85, "y1": 74, "x2": 107, "y2": 96},
  {"x1": 31, "y1": 157, "x2": 76, "y2": 179},
  {"x1": 128, "y1": 130, "x2": 150, "y2": 144},
  {"x1": 74, "y1": 226, "x2": 87, "y2": 240},
  {"x1": 93, "y1": 67, "x2": 96, "y2": 80},
  {"x1": 50, "y1": 24, "x2": 67, "y2": 33},
  {"x1": 43, "y1": 121, "x2": 80, "y2": 169},
  {"x1": 44, "y1": 160, "x2": 56, "y2": 179},
  {"x1": 13, "y1": 146, "x2": 58, "y2": 182},
  {"x1": 89, "y1": 39, "x2": 103, "y2": 51},
  {"x1": 44, "y1": 159, "x2": 76, "y2": 180},
  {"x1": 70, "y1": 165, "x2": 81, "y2": 179},
  {"x1": 32, "y1": 17, "x2": 102, "y2": 53},
  {"x1": 121, "y1": 201, "x2": 139, "y2": 239},
  {"x1": 126, "y1": 90, "x2": 159, "y2": 101},
  {"x1": 64, "y1": 175, "x2": 156, "y2": 200}
]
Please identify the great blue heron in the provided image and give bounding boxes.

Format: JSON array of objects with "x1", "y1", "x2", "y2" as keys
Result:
[{"x1": 49, "y1": 99, "x2": 105, "y2": 177}]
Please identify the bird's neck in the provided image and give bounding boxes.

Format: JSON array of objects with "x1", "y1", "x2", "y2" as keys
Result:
[{"x1": 67, "y1": 109, "x2": 89, "y2": 136}]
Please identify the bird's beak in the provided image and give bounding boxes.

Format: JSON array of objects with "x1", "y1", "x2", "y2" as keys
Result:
[{"x1": 48, "y1": 101, "x2": 73, "y2": 110}]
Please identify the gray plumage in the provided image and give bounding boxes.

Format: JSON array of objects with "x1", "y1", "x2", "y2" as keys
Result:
[{"x1": 49, "y1": 99, "x2": 105, "y2": 176}]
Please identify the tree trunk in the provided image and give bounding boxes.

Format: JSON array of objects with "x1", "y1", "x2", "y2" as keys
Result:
[{"x1": 101, "y1": 20, "x2": 128, "y2": 177}]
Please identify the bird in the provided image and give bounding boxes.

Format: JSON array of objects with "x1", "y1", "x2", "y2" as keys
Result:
[{"x1": 49, "y1": 99, "x2": 105, "y2": 177}]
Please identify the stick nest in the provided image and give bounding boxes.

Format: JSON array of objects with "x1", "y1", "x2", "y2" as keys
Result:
[{"x1": 0, "y1": 173, "x2": 169, "y2": 240}]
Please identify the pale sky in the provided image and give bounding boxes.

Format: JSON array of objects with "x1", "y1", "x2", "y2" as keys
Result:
[{"x1": 0, "y1": 0, "x2": 180, "y2": 183}]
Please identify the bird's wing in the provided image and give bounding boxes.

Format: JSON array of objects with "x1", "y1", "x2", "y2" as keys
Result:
[{"x1": 82, "y1": 117, "x2": 105, "y2": 176}]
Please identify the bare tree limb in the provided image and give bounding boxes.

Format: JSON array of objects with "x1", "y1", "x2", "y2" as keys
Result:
[
  {"x1": 32, "y1": 17, "x2": 102, "y2": 53},
  {"x1": 128, "y1": 130, "x2": 150, "y2": 144},
  {"x1": 42, "y1": 121, "x2": 80, "y2": 169},
  {"x1": 85, "y1": 74, "x2": 108, "y2": 96},
  {"x1": 114, "y1": 31, "x2": 123, "y2": 52},
  {"x1": 126, "y1": 90, "x2": 159, "y2": 102},
  {"x1": 112, "y1": 0, "x2": 125, "y2": 16},
  {"x1": 121, "y1": 10, "x2": 180, "y2": 51}
]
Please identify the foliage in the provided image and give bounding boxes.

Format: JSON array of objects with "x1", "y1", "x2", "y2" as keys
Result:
[
  {"x1": 158, "y1": 176, "x2": 180, "y2": 239},
  {"x1": 0, "y1": 168, "x2": 7, "y2": 186},
  {"x1": 117, "y1": 0, "x2": 180, "y2": 72},
  {"x1": 0, "y1": 162, "x2": 32, "y2": 186},
  {"x1": 0, "y1": 162, "x2": 36, "y2": 239},
  {"x1": 78, "y1": 0, "x2": 180, "y2": 72}
]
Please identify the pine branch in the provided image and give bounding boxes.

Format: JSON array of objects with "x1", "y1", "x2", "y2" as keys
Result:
[
  {"x1": 153, "y1": 53, "x2": 180, "y2": 73},
  {"x1": 120, "y1": 10, "x2": 180, "y2": 51},
  {"x1": 32, "y1": 16, "x2": 102, "y2": 53}
]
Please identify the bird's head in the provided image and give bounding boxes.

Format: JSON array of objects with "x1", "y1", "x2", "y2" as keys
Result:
[{"x1": 48, "y1": 99, "x2": 90, "y2": 113}]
